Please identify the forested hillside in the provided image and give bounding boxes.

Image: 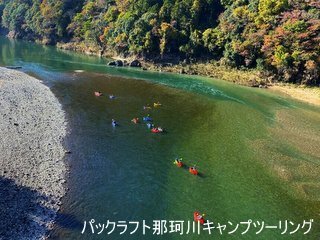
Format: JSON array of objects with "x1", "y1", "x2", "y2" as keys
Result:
[{"x1": 0, "y1": 0, "x2": 319, "y2": 84}]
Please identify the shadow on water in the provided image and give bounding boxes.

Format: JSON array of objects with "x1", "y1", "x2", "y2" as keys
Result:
[
  {"x1": 0, "y1": 176, "x2": 82, "y2": 239},
  {"x1": 51, "y1": 213, "x2": 83, "y2": 234}
]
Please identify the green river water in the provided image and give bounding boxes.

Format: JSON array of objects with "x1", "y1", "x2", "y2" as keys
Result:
[{"x1": 0, "y1": 37, "x2": 320, "y2": 239}]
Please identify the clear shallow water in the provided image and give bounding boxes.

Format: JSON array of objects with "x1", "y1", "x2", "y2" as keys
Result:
[{"x1": 0, "y1": 37, "x2": 319, "y2": 239}]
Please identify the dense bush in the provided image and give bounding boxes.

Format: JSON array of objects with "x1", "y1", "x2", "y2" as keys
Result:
[{"x1": 0, "y1": 0, "x2": 319, "y2": 84}]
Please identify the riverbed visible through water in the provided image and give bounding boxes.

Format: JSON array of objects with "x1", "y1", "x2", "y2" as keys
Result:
[{"x1": 1, "y1": 37, "x2": 319, "y2": 239}]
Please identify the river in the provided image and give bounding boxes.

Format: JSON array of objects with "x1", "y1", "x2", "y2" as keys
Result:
[{"x1": 0, "y1": 37, "x2": 319, "y2": 239}]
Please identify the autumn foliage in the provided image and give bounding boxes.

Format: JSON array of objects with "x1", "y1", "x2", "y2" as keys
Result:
[{"x1": 0, "y1": 0, "x2": 319, "y2": 84}]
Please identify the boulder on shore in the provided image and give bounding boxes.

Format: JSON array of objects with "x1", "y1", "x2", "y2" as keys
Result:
[
  {"x1": 129, "y1": 60, "x2": 142, "y2": 67},
  {"x1": 108, "y1": 60, "x2": 124, "y2": 67},
  {"x1": 7, "y1": 30, "x2": 17, "y2": 39}
]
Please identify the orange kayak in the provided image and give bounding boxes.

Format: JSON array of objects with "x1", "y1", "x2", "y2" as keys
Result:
[
  {"x1": 151, "y1": 128, "x2": 163, "y2": 133},
  {"x1": 189, "y1": 167, "x2": 198, "y2": 175},
  {"x1": 194, "y1": 211, "x2": 205, "y2": 225}
]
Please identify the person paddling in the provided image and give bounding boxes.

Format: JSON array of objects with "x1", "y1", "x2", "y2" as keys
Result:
[{"x1": 112, "y1": 119, "x2": 118, "y2": 127}]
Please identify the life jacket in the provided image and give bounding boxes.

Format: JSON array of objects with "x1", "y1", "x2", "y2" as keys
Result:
[{"x1": 175, "y1": 160, "x2": 183, "y2": 167}]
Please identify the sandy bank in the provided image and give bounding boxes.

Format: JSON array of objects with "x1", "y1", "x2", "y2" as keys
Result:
[
  {"x1": 0, "y1": 67, "x2": 67, "y2": 239},
  {"x1": 270, "y1": 84, "x2": 320, "y2": 107}
]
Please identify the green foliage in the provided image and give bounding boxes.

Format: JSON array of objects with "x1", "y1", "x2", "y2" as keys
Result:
[
  {"x1": 1, "y1": 0, "x2": 30, "y2": 35},
  {"x1": 202, "y1": 28, "x2": 225, "y2": 52},
  {"x1": 258, "y1": 0, "x2": 289, "y2": 23},
  {"x1": 0, "y1": 0, "x2": 83, "y2": 42},
  {"x1": 0, "y1": 0, "x2": 318, "y2": 84},
  {"x1": 283, "y1": 20, "x2": 307, "y2": 32},
  {"x1": 214, "y1": 0, "x2": 319, "y2": 83}
]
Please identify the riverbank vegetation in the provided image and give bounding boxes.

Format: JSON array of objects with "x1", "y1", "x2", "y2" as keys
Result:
[{"x1": 0, "y1": 0, "x2": 319, "y2": 85}]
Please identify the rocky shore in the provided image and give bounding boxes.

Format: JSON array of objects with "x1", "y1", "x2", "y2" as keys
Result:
[
  {"x1": 0, "y1": 68, "x2": 67, "y2": 239},
  {"x1": 57, "y1": 41, "x2": 320, "y2": 106}
]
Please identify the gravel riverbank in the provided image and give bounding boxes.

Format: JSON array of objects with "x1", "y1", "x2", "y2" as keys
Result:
[{"x1": 0, "y1": 67, "x2": 67, "y2": 239}]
